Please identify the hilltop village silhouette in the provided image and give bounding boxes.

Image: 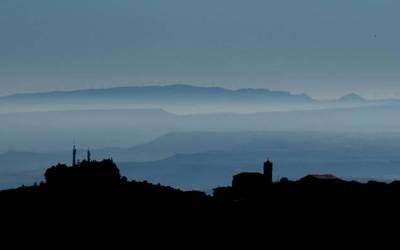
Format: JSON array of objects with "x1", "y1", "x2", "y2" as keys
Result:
[{"x1": 3, "y1": 145, "x2": 400, "y2": 231}]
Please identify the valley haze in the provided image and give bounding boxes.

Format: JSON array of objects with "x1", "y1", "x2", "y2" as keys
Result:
[{"x1": 1, "y1": 85, "x2": 400, "y2": 191}]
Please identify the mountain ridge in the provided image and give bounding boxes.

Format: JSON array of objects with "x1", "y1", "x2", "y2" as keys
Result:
[
  {"x1": 0, "y1": 84, "x2": 380, "y2": 103},
  {"x1": 1, "y1": 84, "x2": 312, "y2": 100},
  {"x1": 2, "y1": 84, "x2": 392, "y2": 114}
]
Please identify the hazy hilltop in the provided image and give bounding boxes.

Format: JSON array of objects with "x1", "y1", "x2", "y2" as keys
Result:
[{"x1": 336, "y1": 93, "x2": 367, "y2": 103}]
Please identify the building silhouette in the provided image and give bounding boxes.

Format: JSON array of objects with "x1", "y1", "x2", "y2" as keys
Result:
[
  {"x1": 264, "y1": 159, "x2": 273, "y2": 183},
  {"x1": 231, "y1": 159, "x2": 273, "y2": 192}
]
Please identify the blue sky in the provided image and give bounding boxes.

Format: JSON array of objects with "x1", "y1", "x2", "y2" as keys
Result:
[{"x1": 0, "y1": 0, "x2": 399, "y2": 99}]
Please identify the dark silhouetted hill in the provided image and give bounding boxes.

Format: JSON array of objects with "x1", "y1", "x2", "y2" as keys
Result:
[
  {"x1": 0, "y1": 159, "x2": 211, "y2": 213},
  {"x1": 3, "y1": 159, "x2": 400, "y2": 218},
  {"x1": 2, "y1": 159, "x2": 400, "y2": 241}
]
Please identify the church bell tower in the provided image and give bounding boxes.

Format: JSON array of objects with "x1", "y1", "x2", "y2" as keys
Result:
[{"x1": 264, "y1": 159, "x2": 273, "y2": 184}]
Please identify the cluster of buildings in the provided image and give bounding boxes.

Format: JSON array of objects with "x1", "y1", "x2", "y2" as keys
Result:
[
  {"x1": 232, "y1": 159, "x2": 340, "y2": 190},
  {"x1": 232, "y1": 160, "x2": 273, "y2": 190}
]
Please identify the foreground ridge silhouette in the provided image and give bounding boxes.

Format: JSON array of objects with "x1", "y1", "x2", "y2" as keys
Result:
[{"x1": 2, "y1": 158, "x2": 400, "y2": 241}]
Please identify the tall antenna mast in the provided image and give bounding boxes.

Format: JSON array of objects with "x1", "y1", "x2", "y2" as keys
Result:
[{"x1": 73, "y1": 144, "x2": 77, "y2": 167}]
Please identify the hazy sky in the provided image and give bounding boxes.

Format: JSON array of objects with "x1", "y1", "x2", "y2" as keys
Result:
[{"x1": 1, "y1": 0, "x2": 399, "y2": 99}]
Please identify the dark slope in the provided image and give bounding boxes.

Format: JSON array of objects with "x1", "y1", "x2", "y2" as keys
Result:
[{"x1": 3, "y1": 159, "x2": 400, "y2": 239}]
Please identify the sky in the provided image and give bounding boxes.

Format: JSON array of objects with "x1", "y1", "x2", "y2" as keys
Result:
[{"x1": 0, "y1": 0, "x2": 399, "y2": 99}]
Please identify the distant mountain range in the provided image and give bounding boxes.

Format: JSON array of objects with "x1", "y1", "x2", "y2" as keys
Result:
[
  {"x1": 1, "y1": 84, "x2": 313, "y2": 102},
  {"x1": 0, "y1": 84, "x2": 382, "y2": 114},
  {"x1": 2, "y1": 103, "x2": 400, "y2": 153}
]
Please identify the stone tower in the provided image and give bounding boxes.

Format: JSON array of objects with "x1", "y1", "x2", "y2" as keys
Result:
[{"x1": 263, "y1": 159, "x2": 273, "y2": 184}]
